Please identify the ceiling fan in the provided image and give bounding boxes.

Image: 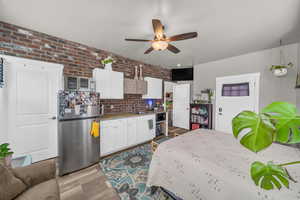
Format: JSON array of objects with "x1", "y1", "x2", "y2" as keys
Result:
[{"x1": 125, "y1": 19, "x2": 198, "y2": 54}]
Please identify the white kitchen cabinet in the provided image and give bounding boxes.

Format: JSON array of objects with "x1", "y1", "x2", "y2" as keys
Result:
[
  {"x1": 93, "y1": 68, "x2": 124, "y2": 99},
  {"x1": 100, "y1": 120, "x2": 113, "y2": 155},
  {"x1": 126, "y1": 118, "x2": 137, "y2": 146},
  {"x1": 142, "y1": 77, "x2": 162, "y2": 99},
  {"x1": 100, "y1": 119, "x2": 127, "y2": 156},
  {"x1": 137, "y1": 115, "x2": 155, "y2": 143},
  {"x1": 100, "y1": 114, "x2": 155, "y2": 156}
]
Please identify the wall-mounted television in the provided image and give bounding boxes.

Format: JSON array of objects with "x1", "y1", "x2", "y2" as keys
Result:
[{"x1": 171, "y1": 68, "x2": 193, "y2": 81}]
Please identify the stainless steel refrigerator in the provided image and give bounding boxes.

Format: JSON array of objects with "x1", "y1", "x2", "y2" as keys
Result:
[{"x1": 58, "y1": 91, "x2": 101, "y2": 176}]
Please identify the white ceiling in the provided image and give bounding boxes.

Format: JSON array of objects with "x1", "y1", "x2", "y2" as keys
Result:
[{"x1": 1, "y1": 0, "x2": 300, "y2": 68}]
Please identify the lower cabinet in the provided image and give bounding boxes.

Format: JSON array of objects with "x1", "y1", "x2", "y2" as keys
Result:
[{"x1": 100, "y1": 115, "x2": 155, "y2": 156}]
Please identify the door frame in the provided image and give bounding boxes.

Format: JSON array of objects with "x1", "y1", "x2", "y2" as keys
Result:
[
  {"x1": 3, "y1": 55, "x2": 63, "y2": 161},
  {"x1": 215, "y1": 72, "x2": 260, "y2": 131}
]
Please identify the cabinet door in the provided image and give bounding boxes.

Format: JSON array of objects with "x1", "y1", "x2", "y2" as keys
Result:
[
  {"x1": 124, "y1": 79, "x2": 137, "y2": 94},
  {"x1": 136, "y1": 80, "x2": 147, "y2": 95},
  {"x1": 136, "y1": 115, "x2": 155, "y2": 143},
  {"x1": 93, "y1": 69, "x2": 110, "y2": 99},
  {"x1": 143, "y1": 115, "x2": 156, "y2": 141},
  {"x1": 100, "y1": 121, "x2": 113, "y2": 156},
  {"x1": 127, "y1": 118, "x2": 137, "y2": 146},
  {"x1": 152, "y1": 78, "x2": 162, "y2": 99},
  {"x1": 110, "y1": 71, "x2": 124, "y2": 99},
  {"x1": 142, "y1": 77, "x2": 162, "y2": 99},
  {"x1": 113, "y1": 119, "x2": 127, "y2": 149}
]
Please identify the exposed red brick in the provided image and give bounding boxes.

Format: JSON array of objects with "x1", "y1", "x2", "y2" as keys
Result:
[{"x1": 0, "y1": 21, "x2": 171, "y2": 114}]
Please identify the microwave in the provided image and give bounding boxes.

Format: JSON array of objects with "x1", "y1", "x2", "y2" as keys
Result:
[
  {"x1": 64, "y1": 76, "x2": 95, "y2": 91},
  {"x1": 156, "y1": 112, "x2": 166, "y2": 122}
]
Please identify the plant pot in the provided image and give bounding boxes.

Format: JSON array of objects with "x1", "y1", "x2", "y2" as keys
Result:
[
  {"x1": 104, "y1": 63, "x2": 112, "y2": 71},
  {"x1": 0, "y1": 155, "x2": 12, "y2": 167},
  {"x1": 272, "y1": 68, "x2": 287, "y2": 77}
]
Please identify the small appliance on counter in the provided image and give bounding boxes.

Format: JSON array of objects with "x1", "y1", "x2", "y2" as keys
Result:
[{"x1": 58, "y1": 91, "x2": 101, "y2": 176}]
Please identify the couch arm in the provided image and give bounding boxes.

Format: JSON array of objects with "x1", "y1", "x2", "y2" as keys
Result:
[{"x1": 13, "y1": 159, "x2": 56, "y2": 188}]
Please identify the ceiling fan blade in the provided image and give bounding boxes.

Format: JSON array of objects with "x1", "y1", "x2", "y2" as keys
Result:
[
  {"x1": 152, "y1": 19, "x2": 164, "y2": 39},
  {"x1": 125, "y1": 38, "x2": 151, "y2": 42},
  {"x1": 167, "y1": 32, "x2": 198, "y2": 42},
  {"x1": 167, "y1": 44, "x2": 180, "y2": 54},
  {"x1": 144, "y1": 47, "x2": 154, "y2": 54}
]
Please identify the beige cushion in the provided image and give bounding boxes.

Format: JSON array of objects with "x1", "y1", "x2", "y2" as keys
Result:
[
  {"x1": 12, "y1": 160, "x2": 56, "y2": 188},
  {"x1": 0, "y1": 164, "x2": 27, "y2": 200},
  {"x1": 15, "y1": 179, "x2": 60, "y2": 200}
]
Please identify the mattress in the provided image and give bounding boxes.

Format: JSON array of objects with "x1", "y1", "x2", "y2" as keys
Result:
[{"x1": 147, "y1": 129, "x2": 300, "y2": 200}]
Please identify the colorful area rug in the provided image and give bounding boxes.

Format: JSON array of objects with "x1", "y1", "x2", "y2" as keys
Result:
[{"x1": 99, "y1": 143, "x2": 172, "y2": 200}]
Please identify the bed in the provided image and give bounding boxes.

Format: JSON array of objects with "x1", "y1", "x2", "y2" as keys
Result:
[{"x1": 147, "y1": 129, "x2": 300, "y2": 200}]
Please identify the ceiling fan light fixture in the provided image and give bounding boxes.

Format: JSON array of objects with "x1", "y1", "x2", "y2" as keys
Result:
[{"x1": 151, "y1": 41, "x2": 168, "y2": 51}]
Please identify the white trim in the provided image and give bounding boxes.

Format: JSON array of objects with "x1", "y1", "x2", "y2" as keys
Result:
[{"x1": 0, "y1": 55, "x2": 64, "y2": 71}]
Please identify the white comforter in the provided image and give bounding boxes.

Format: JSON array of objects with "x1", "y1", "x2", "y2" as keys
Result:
[{"x1": 147, "y1": 129, "x2": 300, "y2": 200}]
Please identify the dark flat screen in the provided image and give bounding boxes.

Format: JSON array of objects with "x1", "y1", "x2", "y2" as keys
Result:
[{"x1": 172, "y1": 68, "x2": 193, "y2": 81}]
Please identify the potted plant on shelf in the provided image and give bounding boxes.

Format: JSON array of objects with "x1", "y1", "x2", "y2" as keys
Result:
[
  {"x1": 101, "y1": 56, "x2": 115, "y2": 71},
  {"x1": 0, "y1": 143, "x2": 13, "y2": 167},
  {"x1": 270, "y1": 62, "x2": 293, "y2": 77},
  {"x1": 232, "y1": 101, "x2": 300, "y2": 190}
]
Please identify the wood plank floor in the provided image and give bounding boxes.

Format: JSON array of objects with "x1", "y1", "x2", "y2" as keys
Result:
[
  {"x1": 58, "y1": 164, "x2": 120, "y2": 200},
  {"x1": 57, "y1": 126, "x2": 189, "y2": 200}
]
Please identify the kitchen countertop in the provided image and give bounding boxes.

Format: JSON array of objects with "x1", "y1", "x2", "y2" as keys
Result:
[{"x1": 99, "y1": 111, "x2": 164, "y2": 121}]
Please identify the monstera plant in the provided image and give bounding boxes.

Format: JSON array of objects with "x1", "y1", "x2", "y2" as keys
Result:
[{"x1": 232, "y1": 102, "x2": 300, "y2": 190}]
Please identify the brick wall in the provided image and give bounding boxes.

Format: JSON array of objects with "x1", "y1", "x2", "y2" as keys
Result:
[{"x1": 0, "y1": 21, "x2": 171, "y2": 113}]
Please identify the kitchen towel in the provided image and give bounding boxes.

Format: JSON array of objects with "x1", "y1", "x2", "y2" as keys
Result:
[
  {"x1": 90, "y1": 121, "x2": 100, "y2": 138},
  {"x1": 148, "y1": 119, "x2": 153, "y2": 130}
]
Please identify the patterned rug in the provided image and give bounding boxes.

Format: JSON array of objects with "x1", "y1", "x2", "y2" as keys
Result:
[{"x1": 99, "y1": 144, "x2": 172, "y2": 200}]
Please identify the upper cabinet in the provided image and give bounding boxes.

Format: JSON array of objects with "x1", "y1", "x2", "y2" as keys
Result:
[
  {"x1": 142, "y1": 77, "x2": 162, "y2": 99},
  {"x1": 93, "y1": 69, "x2": 124, "y2": 99},
  {"x1": 124, "y1": 79, "x2": 147, "y2": 95}
]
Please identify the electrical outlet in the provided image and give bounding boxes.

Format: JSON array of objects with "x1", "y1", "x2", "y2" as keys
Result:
[{"x1": 110, "y1": 105, "x2": 114, "y2": 109}]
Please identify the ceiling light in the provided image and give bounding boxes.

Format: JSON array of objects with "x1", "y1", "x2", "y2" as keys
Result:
[{"x1": 151, "y1": 41, "x2": 168, "y2": 51}]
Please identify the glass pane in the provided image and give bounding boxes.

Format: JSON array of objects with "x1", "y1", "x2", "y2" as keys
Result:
[{"x1": 222, "y1": 82, "x2": 249, "y2": 96}]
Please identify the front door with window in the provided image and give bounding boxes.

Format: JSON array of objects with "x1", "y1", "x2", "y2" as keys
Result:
[{"x1": 215, "y1": 73, "x2": 260, "y2": 133}]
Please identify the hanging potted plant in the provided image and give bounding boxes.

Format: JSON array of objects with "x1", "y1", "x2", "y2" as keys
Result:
[
  {"x1": 0, "y1": 143, "x2": 13, "y2": 167},
  {"x1": 101, "y1": 56, "x2": 115, "y2": 71},
  {"x1": 270, "y1": 40, "x2": 293, "y2": 77},
  {"x1": 270, "y1": 62, "x2": 293, "y2": 77}
]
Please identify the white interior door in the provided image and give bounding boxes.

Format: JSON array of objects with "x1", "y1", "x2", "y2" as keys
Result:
[
  {"x1": 173, "y1": 84, "x2": 190, "y2": 129},
  {"x1": 215, "y1": 73, "x2": 260, "y2": 133},
  {"x1": 6, "y1": 56, "x2": 63, "y2": 162}
]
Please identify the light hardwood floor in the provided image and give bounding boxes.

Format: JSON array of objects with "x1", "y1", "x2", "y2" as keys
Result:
[
  {"x1": 57, "y1": 126, "x2": 188, "y2": 200},
  {"x1": 58, "y1": 164, "x2": 120, "y2": 200}
]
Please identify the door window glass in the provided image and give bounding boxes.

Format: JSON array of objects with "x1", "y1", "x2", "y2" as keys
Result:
[{"x1": 222, "y1": 82, "x2": 249, "y2": 96}]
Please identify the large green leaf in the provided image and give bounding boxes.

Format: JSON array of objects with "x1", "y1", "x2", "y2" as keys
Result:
[
  {"x1": 251, "y1": 161, "x2": 290, "y2": 190},
  {"x1": 262, "y1": 102, "x2": 300, "y2": 144},
  {"x1": 232, "y1": 111, "x2": 276, "y2": 152}
]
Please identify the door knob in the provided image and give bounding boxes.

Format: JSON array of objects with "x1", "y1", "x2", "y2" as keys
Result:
[{"x1": 50, "y1": 116, "x2": 57, "y2": 120}]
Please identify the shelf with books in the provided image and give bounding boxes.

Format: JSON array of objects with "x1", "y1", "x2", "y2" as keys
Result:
[{"x1": 190, "y1": 104, "x2": 213, "y2": 130}]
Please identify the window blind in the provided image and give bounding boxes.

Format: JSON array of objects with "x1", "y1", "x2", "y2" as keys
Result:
[{"x1": 0, "y1": 58, "x2": 4, "y2": 88}]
